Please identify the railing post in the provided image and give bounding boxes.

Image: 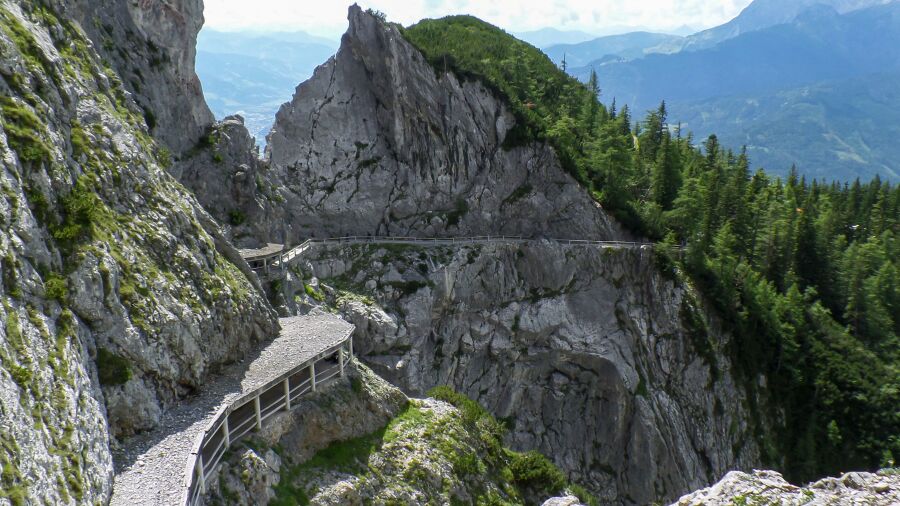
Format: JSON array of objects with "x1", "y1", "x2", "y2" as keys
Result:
[
  {"x1": 254, "y1": 394, "x2": 262, "y2": 431},
  {"x1": 284, "y1": 378, "x2": 291, "y2": 410},
  {"x1": 222, "y1": 416, "x2": 230, "y2": 447},
  {"x1": 196, "y1": 454, "x2": 206, "y2": 494},
  {"x1": 339, "y1": 346, "x2": 345, "y2": 377},
  {"x1": 349, "y1": 336, "x2": 354, "y2": 359},
  {"x1": 310, "y1": 362, "x2": 317, "y2": 392}
]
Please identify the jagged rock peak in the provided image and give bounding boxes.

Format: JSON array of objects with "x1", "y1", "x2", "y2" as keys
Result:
[{"x1": 262, "y1": 5, "x2": 629, "y2": 243}]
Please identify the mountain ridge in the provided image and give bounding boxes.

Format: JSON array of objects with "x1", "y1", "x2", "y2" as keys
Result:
[{"x1": 570, "y1": 0, "x2": 900, "y2": 180}]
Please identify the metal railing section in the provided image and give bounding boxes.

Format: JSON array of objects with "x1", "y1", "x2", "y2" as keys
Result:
[
  {"x1": 250, "y1": 235, "x2": 659, "y2": 275},
  {"x1": 182, "y1": 335, "x2": 354, "y2": 506}
]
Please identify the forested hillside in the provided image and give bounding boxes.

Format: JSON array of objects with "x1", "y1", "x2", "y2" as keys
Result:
[
  {"x1": 401, "y1": 14, "x2": 899, "y2": 482},
  {"x1": 568, "y1": 1, "x2": 900, "y2": 181},
  {"x1": 667, "y1": 72, "x2": 900, "y2": 182}
]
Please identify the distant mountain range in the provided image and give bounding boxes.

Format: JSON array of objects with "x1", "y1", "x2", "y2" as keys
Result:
[
  {"x1": 195, "y1": 1, "x2": 900, "y2": 180},
  {"x1": 195, "y1": 30, "x2": 338, "y2": 141},
  {"x1": 556, "y1": 0, "x2": 900, "y2": 180},
  {"x1": 515, "y1": 25, "x2": 696, "y2": 48},
  {"x1": 667, "y1": 0, "x2": 895, "y2": 53},
  {"x1": 673, "y1": 72, "x2": 900, "y2": 181},
  {"x1": 544, "y1": 32, "x2": 684, "y2": 68}
]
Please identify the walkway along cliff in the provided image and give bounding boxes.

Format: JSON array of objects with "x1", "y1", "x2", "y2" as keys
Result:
[{"x1": 0, "y1": 1, "x2": 797, "y2": 505}]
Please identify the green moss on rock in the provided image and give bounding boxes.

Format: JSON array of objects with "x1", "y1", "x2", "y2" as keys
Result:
[
  {"x1": 0, "y1": 97, "x2": 52, "y2": 164},
  {"x1": 273, "y1": 386, "x2": 595, "y2": 506},
  {"x1": 43, "y1": 273, "x2": 67, "y2": 302}
]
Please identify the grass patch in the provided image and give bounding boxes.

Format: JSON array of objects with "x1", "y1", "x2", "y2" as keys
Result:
[
  {"x1": 0, "y1": 97, "x2": 52, "y2": 163},
  {"x1": 43, "y1": 273, "x2": 68, "y2": 302},
  {"x1": 0, "y1": 430, "x2": 28, "y2": 506},
  {"x1": 228, "y1": 210, "x2": 246, "y2": 226},
  {"x1": 2, "y1": 254, "x2": 22, "y2": 299},
  {"x1": 304, "y1": 283, "x2": 325, "y2": 302},
  {"x1": 51, "y1": 176, "x2": 108, "y2": 252},
  {"x1": 503, "y1": 183, "x2": 533, "y2": 205},
  {"x1": 507, "y1": 450, "x2": 567, "y2": 498}
]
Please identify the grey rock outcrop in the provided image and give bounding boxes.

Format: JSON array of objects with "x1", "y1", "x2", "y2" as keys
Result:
[
  {"x1": 298, "y1": 241, "x2": 762, "y2": 504},
  {"x1": 207, "y1": 362, "x2": 588, "y2": 505},
  {"x1": 210, "y1": 448, "x2": 283, "y2": 506},
  {"x1": 204, "y1": 363, "x2": 408, "y2": 505},
  {"x1": 262, "y1": 6, "x2": 629, "y2": 244},
  {"x1": 0, "y1": 1, "x2": 277, "y2": 503},
  {"x1": 673, "y1": 469, "x2": 900, "y2": 505},
  {"x1": 71, "y1": 0, "x2": 280, "y2": 250},
  {"x1": 71, "y1": 0, "x2": 214, "y2": 153},
  {"x1": 542, "y1": 496, "x2": 587, "y2": 506},
  {"x1": 173, "y1": 114, "x2": 287, "y2": 248}
]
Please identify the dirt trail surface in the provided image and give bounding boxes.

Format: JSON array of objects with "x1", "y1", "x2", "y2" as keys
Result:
[{"x1": 110, "y1": 311, "x2": 353, "y2": 505}]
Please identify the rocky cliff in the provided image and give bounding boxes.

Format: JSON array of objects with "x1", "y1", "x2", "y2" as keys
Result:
[
  {"x1": 259, "y1": 6, "x2": 628, "y2": 245},
  {"x1": 204, "y1": 363, "x2": 594, "y2": 506},
  {"x1": 0, "y1": 1, "x2": 276, "y2": 503},
  {"x1": 67, "y1": 0, "x2": 280, "y2": 250},
  {"x1": 294, "y1": 241, "x2": 761, "y2": 504},
  {"x1": 673, "y1": 469, "x2": 900, "y2": 505},
  {"x1": 71, "y1": 0, "x2": 213, "y2": 154}
]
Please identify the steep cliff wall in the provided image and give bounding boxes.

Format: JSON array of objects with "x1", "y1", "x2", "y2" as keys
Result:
[
  {"x1": 296, "y1": 241, "x2": 762, "y2": 504},
  {"x1": 0, "y1": 1, "x2": 277, "y2": 503},
  {"x1": 262, "y1": 6, "x2": 628, "y2": 244},
  {"x1": 67, "y1": 0, "x2": 280, "y2": 250},
  {"x1": 70, "y1": 0, "x2": 213, "y2": 153}
]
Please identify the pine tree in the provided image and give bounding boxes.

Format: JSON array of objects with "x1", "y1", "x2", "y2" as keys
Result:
[{"x1": 651, "y1": 131, "x2": 681, "y2": 210}]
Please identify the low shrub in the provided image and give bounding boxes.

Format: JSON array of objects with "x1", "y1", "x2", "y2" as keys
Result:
[{"x1": 96, "y1": 347, "x2": 132, "y2": 386}]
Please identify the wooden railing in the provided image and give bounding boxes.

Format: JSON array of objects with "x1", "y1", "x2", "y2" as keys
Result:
[
  {"x1": 250, "y1": 235, "x2": 657, "y2": 275},
  {"x1": 182, "y1": 335, "x2": 354, "y2": 506}
]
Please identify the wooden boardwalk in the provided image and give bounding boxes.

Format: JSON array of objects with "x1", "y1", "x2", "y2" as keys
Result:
[{"x1": 109, "y1": 312, "x2": 353, "y2": 506}]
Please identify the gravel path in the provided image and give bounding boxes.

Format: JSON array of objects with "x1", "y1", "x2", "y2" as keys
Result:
[{"x1": 110, "y1": 311, "x2": 353, "y2": 506}]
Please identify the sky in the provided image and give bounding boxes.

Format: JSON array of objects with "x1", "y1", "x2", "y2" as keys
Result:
[{"x1": 203, "y1": 0, "x2": 754, "y2": 39}]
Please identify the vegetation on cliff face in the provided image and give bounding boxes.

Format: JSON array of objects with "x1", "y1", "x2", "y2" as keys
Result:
[
  {"x1": 0, "y1": 1, "x2": 275, "y2": 503},
  {"x1": 272, "y1": 386, "x2": 594, "y2": 506},
  {"x1": 401, "y1": 15, "x2": 900, "y2": 482}
]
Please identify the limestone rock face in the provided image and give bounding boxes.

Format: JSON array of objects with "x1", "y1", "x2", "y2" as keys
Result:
[
  {"x1": 210, "y1": 448, "x2": 282, "y2": 506},
  {"x1": 262, "y1": 6, "x2": 629, "y2": 244},
  {"x1": 299, "y1": 241, "x2": 762, "y2": 505},
  {"x1": 673, "y1": 469, "x2": 900, "y2": 506},
  {"x1": 0, "y1": 1, "x2": 277, "y2": 503},
  {"x1": 173, "y1": 115, "x2": 287, "y2": 248},
  {"x1": 70, "y1": 0, "x2": 214, "y2": 153},
  {"x1": 67, "y1": 0, "x2": 283, "y2": 249},
  {"x1": 542, "y1": 496, "x2": 586, "y2": 506}
]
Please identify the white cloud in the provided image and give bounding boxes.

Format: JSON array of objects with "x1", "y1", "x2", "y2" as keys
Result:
[{"x1": 203, "y1": 0, "x2": 753, "y2": 38}]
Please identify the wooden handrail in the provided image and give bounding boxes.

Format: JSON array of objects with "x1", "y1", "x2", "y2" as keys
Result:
[{"x1": 181, "y1": 334, "x2": 353, "y2": 505}]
